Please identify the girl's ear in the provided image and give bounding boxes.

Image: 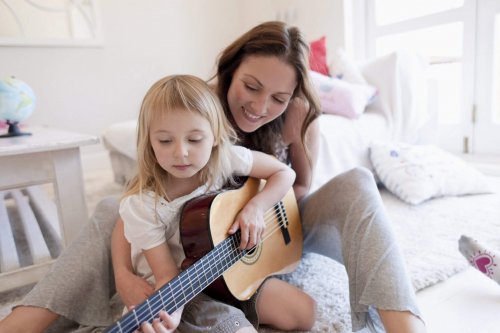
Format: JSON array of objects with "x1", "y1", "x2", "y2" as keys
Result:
[{"x1": 212, "y1": 136, "x2": 218, "y2": 147}]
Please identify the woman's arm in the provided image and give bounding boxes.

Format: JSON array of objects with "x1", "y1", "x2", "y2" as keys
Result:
[
  {"x1": 282, "y1": 101, "x2": 320, "y2": 202},
  {"x1": 229, "y1": 151, "x2": 296, "y2": 249},
  {"x1": 111, "y1": 218, "x2": 154, "y2": 308}
]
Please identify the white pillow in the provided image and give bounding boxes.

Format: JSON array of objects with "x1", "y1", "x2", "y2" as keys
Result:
[
  {"x1": 329, "y1": 48, "x2": 368, "y2": 85},
  {"x1": 310, "y1": 71, "x2": 376, "y2": 119},
  {"x1": 370, "y1": 142, "x2": 491, "y2": 205},
  {"x1": 361, "y1": 51, "x2": 429, "y2": 143}
]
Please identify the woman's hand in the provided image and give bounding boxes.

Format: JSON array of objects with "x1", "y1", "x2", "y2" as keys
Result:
[
  {"x1": 116, "y1": 268, "x2": 154, "y2": 309},
  {"x1": 138, "y1": 309, "x2": 182, "y2": 333},
  {"x1": 228, "y1": 201, "x2": 266, "y2": 250}
]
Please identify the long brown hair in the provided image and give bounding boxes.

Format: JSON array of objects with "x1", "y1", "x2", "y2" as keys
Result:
[{"x1": 214, "y1": 21, "x2": 320, "y2": 158}]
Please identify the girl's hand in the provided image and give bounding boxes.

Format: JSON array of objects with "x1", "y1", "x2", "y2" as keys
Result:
[
  {"x1": 228, "y1": 202, "x2": 266, "y2": 250},
  {"x1": 138, "y1": 309, "x2": 182, "y2": 333},
  {"x1": 116, "y1": 268, "x2": 154, "y2": 309}
]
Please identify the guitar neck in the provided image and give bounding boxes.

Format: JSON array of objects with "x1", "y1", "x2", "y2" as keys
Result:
[{"x1": 104, "y1": 232, "x2": 246, "y2": 333}]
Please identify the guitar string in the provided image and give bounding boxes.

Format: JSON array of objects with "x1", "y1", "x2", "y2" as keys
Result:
[
  {"x1": 113, "y1": 212, "x2": 284, "y2": 331},
  {"x1": 113, "y1": 202, "x2": 290, "y2": 332},
  {"x1": 114, "y1": 216, "x2": 288, "y2": 333},
  {"x1": 130, "y1": 205, "x2": 283, "y2": 314},
  {"x1": 117, "y1": 215, "x2": 287, "y2": 333}
]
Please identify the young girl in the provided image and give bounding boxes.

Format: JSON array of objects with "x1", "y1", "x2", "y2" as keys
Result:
[{"x1": 118, "y1": 74, "x2": 315, "y2": 333}]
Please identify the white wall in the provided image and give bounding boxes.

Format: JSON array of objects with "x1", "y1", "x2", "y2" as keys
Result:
[
  {"x1": 0, "y1": 0, "x2": 239, "y2": 145},
  {"x1": 0, "y1": 0, "x2": 347, "y2": 161},
  {"x1": 239, "y1": 0, "x2": 347, "y2": 56}
]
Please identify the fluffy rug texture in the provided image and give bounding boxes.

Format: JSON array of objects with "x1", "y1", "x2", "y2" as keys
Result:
[{"x1": 1, "y1": 171, "x2": 500, "y2": 333}]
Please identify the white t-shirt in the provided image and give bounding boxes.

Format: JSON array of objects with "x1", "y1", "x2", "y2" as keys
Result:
[{"x1": 119, "y1": 145, "x2": 253, "y2": 282}]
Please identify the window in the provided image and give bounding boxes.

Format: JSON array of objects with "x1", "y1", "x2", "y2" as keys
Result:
[
  {"x1": 374, "y1": 0, "x2": 464, "y2": 25},
  {"x1": 494, "y1": 14, "x2": 500, "y2": 123},
  {"x1": 365, "y1": 0, "x2": 500, "y2": 154}
]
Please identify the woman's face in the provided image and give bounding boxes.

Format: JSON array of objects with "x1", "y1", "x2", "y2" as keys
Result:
[{"x1": 227, "y1": 55, "x2": 297, "y2": 133}]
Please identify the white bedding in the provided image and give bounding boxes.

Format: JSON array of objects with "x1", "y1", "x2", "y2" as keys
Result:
[
  {"x1": 312, "y1": 111, "x2": 388, "y2": 192},
  {"x1": 102, "y1": 120, "x2": 137, "y2": 161},
  {"x1": 102, "y1": 51, "x2": 431, "y2": 193},
  {"x1": 102, "y1": 112, "x2": 390, "y2": 191}
]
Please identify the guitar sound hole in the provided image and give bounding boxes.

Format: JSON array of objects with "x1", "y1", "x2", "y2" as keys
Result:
[{"x1": 241, "y1": 244, "x2": 262, "y2": 265}]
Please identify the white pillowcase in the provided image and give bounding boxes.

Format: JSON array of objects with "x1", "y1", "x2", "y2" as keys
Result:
[
  {"x1": 361, "y1": 51, "x2": 429, "y2": 143},
  {"x1": 310, "y1": 71, "x2": 376, "y2": 119},
  {"x1": 329, "y1": 48, "x2": 369, "y2": 85},
  {"x1": 370, "y1": 142, "x2": 491, "y2": 205}
]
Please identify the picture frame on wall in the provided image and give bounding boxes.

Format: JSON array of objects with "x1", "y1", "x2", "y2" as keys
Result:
[{"x1": 0, "y1": 0, "x2": 103, "y2": 47}]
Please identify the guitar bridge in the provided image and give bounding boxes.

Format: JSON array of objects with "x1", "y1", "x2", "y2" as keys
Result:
[{"x1": 275, "y1": 201, "x2": 291, "y2": 245}]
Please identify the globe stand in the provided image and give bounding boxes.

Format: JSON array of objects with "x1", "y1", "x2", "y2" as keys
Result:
[{"x1": 0, "y1": 120, "x2": 32, "y2": 138}]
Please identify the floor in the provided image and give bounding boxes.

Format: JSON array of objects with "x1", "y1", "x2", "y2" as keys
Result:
[
  {"x1": 415, "y1": 153, "x2": 500, "y2": 333},
  {"x1": 375, "y1": 149, "x2": 500, "y2": 332},
  {"x1": 417, "y1": 267, "x2": 500, "y2": 333},
  {"x1": 2, "y1": 150, "x2": 500, "y2": 332}
]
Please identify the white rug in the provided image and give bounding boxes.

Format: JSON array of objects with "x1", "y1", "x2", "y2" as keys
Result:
[
  {"x1": 385, "y1": 179, "x2": 500, "y2": 291},
  {"x1": 2, "y1": 172, "x2": 500, "y2": 333},
  {"x1": 262, "y1": 177, "x2": 500, "y2": 333}
]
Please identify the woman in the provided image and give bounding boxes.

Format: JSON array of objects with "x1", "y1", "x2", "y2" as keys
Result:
[
  {"x1": 0, "y1": 21, "x2": 425, "y2": 333},
  {"x1": 211, "y1": 21, "x2": 424, "y2": 332}
]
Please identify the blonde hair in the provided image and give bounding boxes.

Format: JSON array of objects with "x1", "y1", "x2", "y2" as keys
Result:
[{"x1": 123, "y1": 75, "x2": 237, "y2": 201}]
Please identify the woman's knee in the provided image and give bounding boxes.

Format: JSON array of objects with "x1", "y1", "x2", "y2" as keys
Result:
[
  {"x1": 257, "y1": 278, "x2": 316, "y2": 331},
  {"x1": 294, "y1": 292, "x2": 316, "y2": 330},
  {"x1": 327, "y1": 167, "x2": 378, "y2": 203},
  {"x1": 92, "y1": 196, "x2": 120, "y2": 235},
  {"x1": 336, "y1": 167, "x2": 375, "y2": 188}
]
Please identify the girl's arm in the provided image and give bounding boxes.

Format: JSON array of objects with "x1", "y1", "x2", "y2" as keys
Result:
[
  {"x1": 229, "y1": 151, "x2": 296, "y2": 249},
  {"x1": 111, "y1": 218, "x2": 154, "y2": 309},
  {"x1": 142, "y1": 243, "x2": 183, "y2": 332},
  {"x1": 143, "y1": 243, "x2": 179, "y2": 290},
  {"x1": 119, "y1": 193, "x2": 182, "y2": 332}
]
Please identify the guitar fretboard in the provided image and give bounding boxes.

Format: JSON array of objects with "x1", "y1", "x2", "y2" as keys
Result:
[{"x1": 104, "y1": 232, "x2": 246, "y2": 333}]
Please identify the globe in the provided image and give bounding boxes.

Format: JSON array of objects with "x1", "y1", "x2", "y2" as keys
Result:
[{"x1": 0, "y1": 76, "x2": 36, "y2": 137}]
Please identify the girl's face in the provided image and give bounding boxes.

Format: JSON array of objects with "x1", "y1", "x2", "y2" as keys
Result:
[
  {"x1": 227, "y1": 55, "x2": 297, "y2": 133},
  {"x1": 149, "y1": 108, "x2": 215, "y2": 181}
]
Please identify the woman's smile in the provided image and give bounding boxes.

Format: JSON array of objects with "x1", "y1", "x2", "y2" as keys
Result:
[{"x1": 242, "y1": 106, "x2": 264, "y2": 122}]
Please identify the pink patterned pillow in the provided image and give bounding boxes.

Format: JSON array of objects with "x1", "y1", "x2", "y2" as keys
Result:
[{"x1": 310, "y1": 71, "x2": 377, "y2": 119}]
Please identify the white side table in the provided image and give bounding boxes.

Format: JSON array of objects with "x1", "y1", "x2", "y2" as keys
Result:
[{"x1": 0, "y1": 126, "x2": 98, "y2": 291}]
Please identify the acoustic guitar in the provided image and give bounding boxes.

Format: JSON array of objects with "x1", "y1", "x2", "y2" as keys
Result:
[{"x1": 104, "y1": 178, "x2": 302, "y2": 333}]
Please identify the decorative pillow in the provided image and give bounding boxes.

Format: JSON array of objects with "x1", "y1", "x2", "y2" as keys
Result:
[
  {"x1": 329, "y1": 48, "x2": 368, "y2": 85},
  {"x1": 370, "y1": 142, "x2": 491, "y2": 205},
  {"x1": 309, "y1": 36, "x2": 330, "y2": 76},
  {"x1": 310, "y1": 71, "x2": 377, "y2": 119},
  {"x1": 361, "y1": 51, "x2": 429, "y2": 142}
]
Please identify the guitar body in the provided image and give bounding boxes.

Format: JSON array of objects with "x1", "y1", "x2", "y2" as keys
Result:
[
  {"x1": 180, "y1": 178, "x2": 303, "y2": 304},
  {"x1": 104, "y1": 178, "x2": 302, "y2": 333}
]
